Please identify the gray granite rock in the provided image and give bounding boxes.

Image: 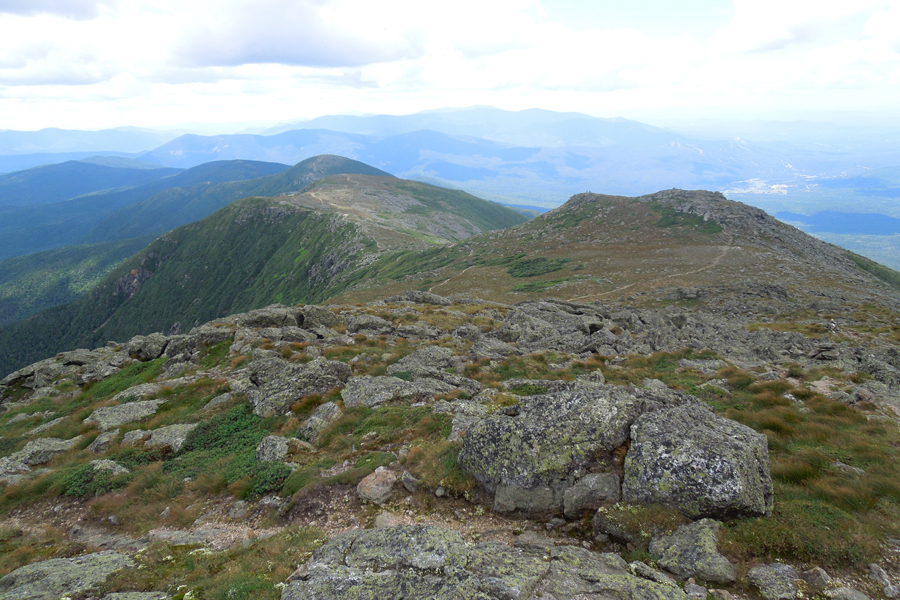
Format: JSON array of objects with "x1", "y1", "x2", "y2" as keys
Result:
[
  {"x1": 563, "y1": 473, "x2": 621, "y2": 518},
  {"x1": 84, "y1": 400, "x2": 165, "y2": 430},
  {"x1": 748, "y1": 563, "x2": 799, "y2": 600},
  {"x1": 357, "y1": 467, "x2": 397, "y2": 504},
  {"x1": 623, "y1": 402, "x2": 774, "y2": 519},
  {"x1": 649, "y1": 519, "x2": 736, "y2": 584},
  {"x1": 248, "y1": 357, "x2": 351, "y2": 417},
  {"x1": 297, "y1": 401, "x2": 342, "y2": 443},
  {"x1": 0, "y1": 550, "x2": 133, "y2": 600},
  {"x1": 282, "y1": 524, "x2": 688, "y2": 600},
  {"x1": 145, "y1": 423, "x2": 198, "y2": 452}
]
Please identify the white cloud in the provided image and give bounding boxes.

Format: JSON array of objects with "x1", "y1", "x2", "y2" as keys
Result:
[
  {"x1": 0, "y1": 0, "x2": 109, "y2": 19},
  {"x1": 0, "y1": 0, "x2": 898, "y2": 129}
]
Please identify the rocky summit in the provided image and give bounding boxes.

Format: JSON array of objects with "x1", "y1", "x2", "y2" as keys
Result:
[{"x1": 0, "y1": 190, "x2": 899, "y2": 600}]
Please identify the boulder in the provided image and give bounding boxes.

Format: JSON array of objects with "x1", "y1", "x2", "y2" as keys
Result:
[
  {"x1": 459, "y1": 386, "x2": 679, "y2": 516},
  {"x1": 283, "y1": 524, "x2": 687, "y2": 600},
  {"x1": 748, "y1": 563, "x2": 799, "y2": 600},
  {"x1": 346, "y1": 314, "x2": 393, "y2": 335},
  {"x1": 248, "y1": 357, "x2": 351, "y2": 417},
  {"x1": 622, "y1": 403, "x2": 773, "y2": 519},
  {"x1": 0, "y1": 550, "x2": 133, "y2": 600},
  {"x1": 144, "y1": 423, "x2": 197, "y2": 452},
  {"x1": 801, "y1": 567, "x2": 832, "y2": 593},
  {"x1": 302, "y1": 305, "x2": 340, "y2": 329},
  {"x1": 87, "y1": 431, "x2": 118, "y2": 453},
  {"x1": 649, "y1": 519, "x2": 736, "y2": 584},
  {"x1": 401, "y1": 290, "x2": 452, "y2": 306},
  {"x1": 90, "y1": 459, "x2": 130, "y2": 476},
  {"x1": 124, "y1": 333, "x2": 169, "y2": 361},
  {"x1": 494, "y1": 310, "x2": 557, "y2": 344},
  {"x1": 563, "y1": 473, "x2": 621, "y2": 518},
  {"x1": 84, "y1": 400, "x2": 165, "y2": 431},
  {"x1": 17, "y1": 437, "x2": 81, "y2": 466},
  {"x1": 297, "y1": 401, "x2": 343, "y2": 444},
  {"x1": 257, "y1": 435, "x2": 290, "y2": 462},
  {"x1": 386, "y1": 345, "x2": 454, "y2": 378},
  {"x1": 826, "y1": 589, "x2": 871, "y2": 600},
  {"x1": 357, "y1": 467, "x2": 397, "y2": 504},
  {"x1": 236, "y1": 305, "x2": 302, "y2": 329},
  {"x1": 340, "y1": 376, "x2": 454, "y2": 408}
]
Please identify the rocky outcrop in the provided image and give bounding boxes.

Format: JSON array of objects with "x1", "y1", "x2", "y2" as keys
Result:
[
  {"x1": 0, "y1": 551, "x2": 133, "y2": 600},
  {"x1": 346, "y1": 314, "x2": 393, "y2": 335},
  {"x1": 248, "y1": 357, "x2": 351, "y2": 416},
  {"x1": 649, "y1": 519, "x2": 736, "y2": 584},
  {"x1": 458, "y1": 386, "x2": 681, "y2": 515},
  {"x1": 84, "y1": 399, "x2": 165, "y2": 430},
  {"x1": 340, "y1": 376, "x2": 454, "y2": 408},
  {"x1": 283, "y1": 524, "x2": 688, "y2": 600},
  {"x1": 622, "y1": 403, "x2": 773, "y2": 519}
]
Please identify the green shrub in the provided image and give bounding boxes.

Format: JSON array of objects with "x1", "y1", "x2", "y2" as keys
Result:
[
  {"x1": 58, "y1": 463, "x2": 132, "y2": 497},
  {"x1": 507, "y1": 257, "x2": 568, "y2": 278}
]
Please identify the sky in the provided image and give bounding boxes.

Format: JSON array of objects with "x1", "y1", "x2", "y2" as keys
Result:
[{"x1": 0, "y1": 0, "x2": 899, "y2": 131}]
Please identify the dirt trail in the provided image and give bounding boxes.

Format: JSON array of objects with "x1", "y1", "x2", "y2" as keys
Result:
[{"x1": 568, "y1": 233, "x2": 736, "y2": 302}]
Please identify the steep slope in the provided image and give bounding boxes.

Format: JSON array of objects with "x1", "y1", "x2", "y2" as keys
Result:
[
  {"x1": 84, "y1": 155, "x2": 392, "y2": 243},
  {"x1": 0, "y1": 160, "x2": 181, "y2": 205},
  {"x1": 0, "y1": 236, "x2": 155, "y2": 327},
  {"x1": 0, "y1": 159, "x2": 290, "y2": 261},
  {"x1": 0, "y1": 176, "x2": 524, "y2": 374}
]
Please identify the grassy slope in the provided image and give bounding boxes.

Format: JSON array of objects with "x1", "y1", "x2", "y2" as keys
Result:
[
  {"x1": 85, "y1": 156, "x2": 393, "y2": 244},
  {"x1": 0, "y1": 236, "x2": 154, "y2": 327},
  {"x1": 389, "y1": 180, "x2": 527, "y2": 232}
]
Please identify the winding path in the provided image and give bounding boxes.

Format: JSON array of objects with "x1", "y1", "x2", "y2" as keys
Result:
[{"x1": 568, "y1": 233, "x2": 736, "y2": 302}]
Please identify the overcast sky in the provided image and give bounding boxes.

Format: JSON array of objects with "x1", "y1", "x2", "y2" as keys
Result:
[{"x1": 1, "y1": 0, "x2": 898, "y2": 131}]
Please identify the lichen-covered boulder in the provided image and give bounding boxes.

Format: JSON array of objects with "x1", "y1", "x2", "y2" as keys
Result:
[
  {"x1": 622, "y1": 403, "x2": 774, "y2": 519},
  {"x1": 84, "y1": 400, "x2": 165, "y2": 430},
  {"x1": 357, "y1": 467, "x2": 397, "y2": 504},
  {"x1": 236, "y1": 305, "x2": 303, "y2": 329},
  {"x1": 563, "y1": 473, "x2": 621, "y2": 518},
  {"x1": 144, "y1": 423, "x2": 198, "y2": 452},
  {"x1": 340, "y1": 376, "x2": 454, "y2": 408},
  {"x1": 0, "y1": 550, "x2": 133, "y2": 600},
  {"x1": 282, "y1": 524, "x2": 688, "y2": 600},
  {"x1": 402, "y1": 290, "x2": 452, "y2": 306},
  {"x1": 386, "y1": 345, "x2": 454, "y2": 378},
  {"x1": 248, "y1": 357, "x2": 351, "y2": 417},
  {"x1": 124, "y1": 333, "x2": 169, "y2": 361},
  {"x1": 297, "y1": 401, "x2": 343, "y2": 443},
  {"x1": 302, "y1": 305, "x2": 340, "y2": 329},
  {"x1": 346, "y1": 314, "x2": 393, "y2": 334},
  {"x1": 257, "y1": 435, "x2": 290, "y2": 462},
  {"x1": 493, "y1": 310, "x2": 557, "y2": 344},
  {"x1": 458, "y1": 386, "x2": 681, "y2": 515},
  {"x1": 748, "y1": 563, "x2": 799, "y2": 600},
  {"x1": 649, "y1": 519, "x2": 736, "y2": 584},
  {"x1": 16, "y1": 437, "x2": 81, "y2": 466}
]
